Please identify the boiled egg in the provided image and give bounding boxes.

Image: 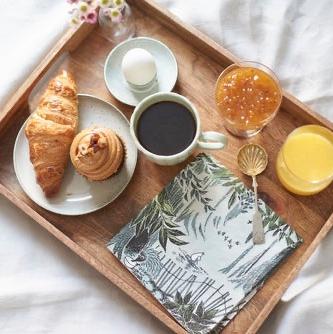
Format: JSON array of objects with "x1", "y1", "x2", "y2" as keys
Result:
[{"x1": 121, "y1": 48, "x2": 157, "y2": 86}]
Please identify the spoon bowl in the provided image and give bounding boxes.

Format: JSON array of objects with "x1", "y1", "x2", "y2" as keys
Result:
[{"x1": 237, "y1": 144, "x2": 268, "y2": 176}]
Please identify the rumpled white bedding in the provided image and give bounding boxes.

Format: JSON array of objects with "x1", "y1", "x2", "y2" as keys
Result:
[{"x1": 0, "y1": 0, "x2": 332, "y2": 333}]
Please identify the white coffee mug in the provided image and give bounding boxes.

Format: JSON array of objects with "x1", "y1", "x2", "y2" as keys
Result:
[{"x1": 130, "y1": 92, "x2": 227, "y2": 166}]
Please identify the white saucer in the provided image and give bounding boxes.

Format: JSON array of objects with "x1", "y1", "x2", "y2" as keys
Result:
[
  {"x1": 104, "y1": 37, "x2": 178, "y2": 106},
  {"x1": 14, "y1": 94, "x2": 137, "y2": 216}
]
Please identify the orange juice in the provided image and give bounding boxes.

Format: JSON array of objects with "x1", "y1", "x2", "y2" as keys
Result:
[{"x1": 276, "y1": 125, "x2": 333, "y2": 195}]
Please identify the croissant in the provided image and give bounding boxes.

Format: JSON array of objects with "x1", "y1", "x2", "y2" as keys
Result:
[
  {"x1": 70, "y1": 126, "x2": 124, "y2": 181},
  {"x1": 25, "y1": 70, "x2": 78, "y2": 197}
]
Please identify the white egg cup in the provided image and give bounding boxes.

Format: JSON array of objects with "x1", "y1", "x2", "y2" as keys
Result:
[{"x1": 125, "y1": 72, "x2": 158, "y2": 93}]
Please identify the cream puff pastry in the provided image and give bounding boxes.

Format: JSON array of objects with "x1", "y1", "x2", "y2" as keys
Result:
[{"x1": 70, "y1": 126, "x2": 124, "y2": 181}]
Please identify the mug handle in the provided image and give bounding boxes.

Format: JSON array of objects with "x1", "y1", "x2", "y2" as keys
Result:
[{"x1": 198, "y1": 131, "x2": 228, "y2": 150}]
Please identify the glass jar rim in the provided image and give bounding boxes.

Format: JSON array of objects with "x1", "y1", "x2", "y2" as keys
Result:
[
  {"x1": 236, "y1": 61, "x2": 280, "y2": 84},
  {"x1": 216, "y1": 60, "x2": 281, "y2": 87},
  {"x1": 215, "y1": 60, "x2": 283, "y2": 106}
]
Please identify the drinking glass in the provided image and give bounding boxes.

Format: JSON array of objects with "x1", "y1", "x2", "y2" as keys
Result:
[{"x1": 276, "y1": 125, "x2": 333, "y2": 195}]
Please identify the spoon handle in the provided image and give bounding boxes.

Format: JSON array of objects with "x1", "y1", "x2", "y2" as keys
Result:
[{"x1": 252, "y1": 175, "x2": 265, "y2": 245}]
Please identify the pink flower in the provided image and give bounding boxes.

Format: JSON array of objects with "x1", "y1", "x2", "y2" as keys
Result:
[
  {"x1": 67, "y1": 0, "x2": 79, "y2": 4},
  {"x1": 84, "y1": 10, "x2": 98, "y2": 24}
]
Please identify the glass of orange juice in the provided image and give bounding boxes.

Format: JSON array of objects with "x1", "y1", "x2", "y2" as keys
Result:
[
  {"x1": 215, "y1": 61, "x2": 282, "y2": 137},
  {"x1": 276, "y1": 125, "x2": 333, "y2": 195}
]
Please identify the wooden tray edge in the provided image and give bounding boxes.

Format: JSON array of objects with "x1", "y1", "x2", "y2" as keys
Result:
[
  {"x1": 246, "y1": 211, "x2": 333, "y2": 333},
  {"x1": 0, "y1": 183, "x2": 186, "y2": 334},
  {"x1": 0, "y1": 1, "x2": 333, "y2": 332},
  {"x1": 2, "y1": 0, "x2": 332, "y2": 133},
  {"x1": 133, "y1": 0, "x2": 333, "y2": 130},
  {"x1": 1, "y1": 181, "x2": 332, "y2": 334},
  {"x1": 0, "y1": 23, "x2": 94, "y2": 133}
]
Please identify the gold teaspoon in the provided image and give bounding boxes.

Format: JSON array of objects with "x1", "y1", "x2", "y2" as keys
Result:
[{"x1": 237, "y1": 144, "x2": 268, "y2": 245}]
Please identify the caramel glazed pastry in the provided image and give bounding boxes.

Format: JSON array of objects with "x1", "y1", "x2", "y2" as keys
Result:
[
  {"x1": 70, "y1": 126, "x2": 124, "y2": 181},
  {"x1": 25, "y1": 70, "x2": 78, "y2": 197}
]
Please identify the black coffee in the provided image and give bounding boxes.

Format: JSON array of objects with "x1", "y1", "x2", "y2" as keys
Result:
[{"x1": 137, "y1": 101, "x2": 196, "y2": 156}]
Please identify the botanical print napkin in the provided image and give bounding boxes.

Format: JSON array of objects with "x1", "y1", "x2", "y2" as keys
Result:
[{"x1": 107, "y1": 154, "x2": 302, "y2": 333}]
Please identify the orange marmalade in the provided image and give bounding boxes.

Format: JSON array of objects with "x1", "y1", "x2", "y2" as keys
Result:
[{"x1": 215, "y1": 65, "x2": 281, "y2": 136}]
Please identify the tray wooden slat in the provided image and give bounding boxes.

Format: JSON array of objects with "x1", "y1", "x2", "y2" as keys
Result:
[{"x1": 0, "y1": 1, "x2": 332, "y2": 333}]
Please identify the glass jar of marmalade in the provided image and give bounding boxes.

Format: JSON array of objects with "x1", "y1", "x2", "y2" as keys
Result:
[{"x1": 215, "y1": 61, "x2": 282, "y2": 137}]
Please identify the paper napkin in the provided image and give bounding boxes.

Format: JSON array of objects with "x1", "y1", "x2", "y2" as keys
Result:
[{"x1": 107, "y1": 153, "x2": 302, "y2": 333}]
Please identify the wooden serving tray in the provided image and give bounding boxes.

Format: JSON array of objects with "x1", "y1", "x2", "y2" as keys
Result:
[{"x1": 1, "y1": 1, "x2": 333, "y2": 333}]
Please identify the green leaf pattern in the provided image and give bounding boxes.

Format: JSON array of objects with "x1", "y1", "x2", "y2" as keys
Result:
[{"x1": 108, "y1": 154, "x2": 303, "y2": 334}]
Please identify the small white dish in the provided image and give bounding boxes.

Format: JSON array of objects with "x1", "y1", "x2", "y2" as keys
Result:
[
  {"x1": 14, "y1": 94, "x2": 137, "y2": 216},
  {"x1": 104, "y1": 37, "x2": 178, "y2": 106}
]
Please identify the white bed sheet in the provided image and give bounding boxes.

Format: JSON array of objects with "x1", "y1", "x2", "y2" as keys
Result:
[{"x1": 1, "y1": 1, "x2": 333, "y2": 333}]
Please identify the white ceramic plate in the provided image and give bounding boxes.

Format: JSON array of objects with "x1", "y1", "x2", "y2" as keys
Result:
[
  {"x1": 104, "y1": 37, "x2": 178, "y2": 106},
  {"x1": 14, "y1": 94, "x2": 137, "y2": 216}
]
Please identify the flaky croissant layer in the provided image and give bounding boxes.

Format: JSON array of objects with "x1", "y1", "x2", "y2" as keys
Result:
[
  {"x1": 25, "y1": 70, "x2": 78, "y2": 197},
  {"x1": 70, "y1": 126, "x2": 124, "y2": 181}
]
